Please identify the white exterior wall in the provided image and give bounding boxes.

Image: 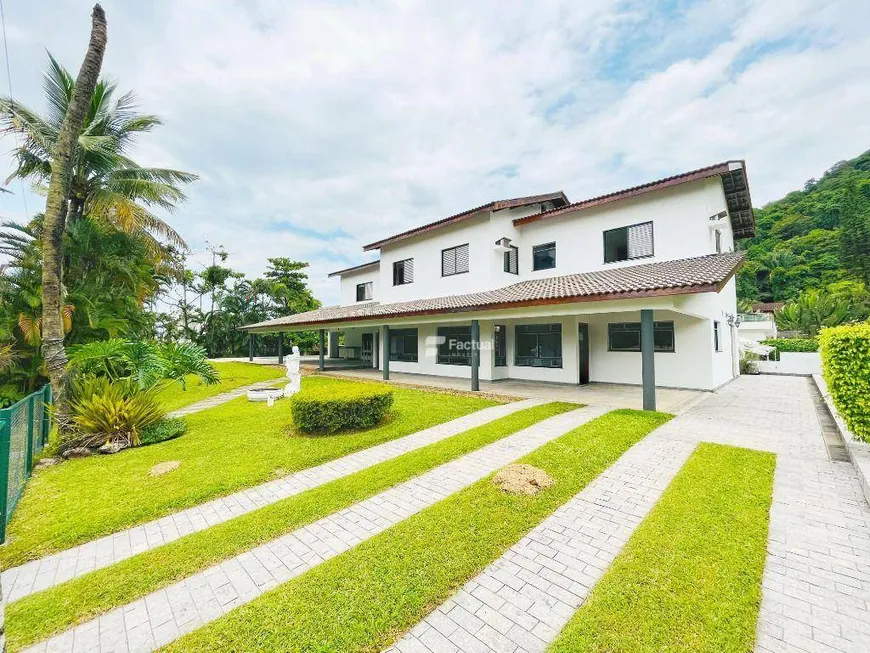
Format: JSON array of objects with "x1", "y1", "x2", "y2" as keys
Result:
[
  {"x1": 339, "y1": 268, "x2": 380, "y2": 306},
  {"x1": 318, "y1": 175, "x2": 744, "y2": 390},
  {"x1": 516, "y1": 179, "x2": 733, "y2": 280}
]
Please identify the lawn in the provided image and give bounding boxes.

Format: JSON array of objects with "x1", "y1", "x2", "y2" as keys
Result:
[
  {"x1": 548, "y1": 443, "x2": 775, "y2": 653},
  {"x1": 0, "y1": 376, "x2": 499, "y2": 569},
  {"x1": 6, "y1": 402, "x2": 579, "y2": 651},
  {"x1": 156, "y1": 361, "x2": 285, "y2": 412},
  {"x1": 164, "y1": 409, "x2": 671, "y2": 653}
]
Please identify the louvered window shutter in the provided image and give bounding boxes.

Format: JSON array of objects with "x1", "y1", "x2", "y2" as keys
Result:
[
  {"x1": 442, "y1": 249, "x2": 455, "y2": 276},
  {"x1": 628, "y1": 222, "x2": 654, "y2": 258},
  {"x1": 403, "y1": 258, "x2": 414, "y2": 283},
  {"x1": 455, "y1": 244, "x2": 469, "y2": 273}
]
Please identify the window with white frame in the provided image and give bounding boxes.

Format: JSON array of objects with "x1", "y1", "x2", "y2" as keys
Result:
[
  {"x1": 532, "y1": 242, "x2": 556, "y2": 271},
  {"x1": 714, "y1": 321, "x2": 722, "y2": 352}
]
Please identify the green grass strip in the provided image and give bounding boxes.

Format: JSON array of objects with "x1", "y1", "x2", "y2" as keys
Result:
[
  {"x1": 7, "y1": 402, "x2": 577, "y2": 652},
  {"x1": 161, "y1": 409, "x2": 671, "y2": 653},
  {"x1": 2, "y1": 377, "x2": 497, "y2": 569},
  {"x1": 548, "y1": 442, "x2": 775, "y2": 653}
]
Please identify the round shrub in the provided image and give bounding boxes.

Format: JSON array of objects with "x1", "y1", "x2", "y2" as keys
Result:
[
  {"x1": 291, "y1": 385, "x2": 394, "y2": 434},
  {"x1": 140, "y1": 418, "x2": 187, "y2": 446}
]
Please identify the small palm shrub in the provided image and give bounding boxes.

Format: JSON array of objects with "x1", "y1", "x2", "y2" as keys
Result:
[
  {"x1": 70, "y1": 377, "x2": 164, "y2": 447},
  {"x1": 291, "y1": 385, "x2": 394, "y2": 434},
  {"x1": 68, "y1": 339, "x2": 219, "y2": 390}
]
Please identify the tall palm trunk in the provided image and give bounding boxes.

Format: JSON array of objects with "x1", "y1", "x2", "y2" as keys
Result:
[{"x1": 41, "y1": 4, "x2": 107, "y2": 419}]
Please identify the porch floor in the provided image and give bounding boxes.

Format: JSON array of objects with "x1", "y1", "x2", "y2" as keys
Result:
[{"x1": 319, "y1": 368, "x2": 706, "y2": 414}]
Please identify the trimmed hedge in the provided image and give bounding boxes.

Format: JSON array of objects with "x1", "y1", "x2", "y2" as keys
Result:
[
  {"x1": 761, "y1": 338, "x2": 818, "y2": 353},
  {"x1": 140, "y1": 418, "x2": 187, "y2": 446},
  {"x1": 819, "y1": 323, "x2": 870, "y2": 442},
  {"x1": 291, "y1": 385, "x2": 394, "y2": 434},
  {"x1": 761, "y1": 338, "x2": 818, "y2": 361}
]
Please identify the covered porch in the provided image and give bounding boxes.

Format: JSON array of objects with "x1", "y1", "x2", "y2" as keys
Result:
[{"x1": 315, "y1": 368, "x2": 705, "y2": 414}]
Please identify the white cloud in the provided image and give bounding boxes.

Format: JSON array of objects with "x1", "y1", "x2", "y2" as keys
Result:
[{"x1": 1, "y1": 0, "x2": 869, "y2": 306}]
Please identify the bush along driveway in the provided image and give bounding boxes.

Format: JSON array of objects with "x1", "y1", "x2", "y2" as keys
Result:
[{"x1": 0, "y1": 377, "x2": 499, "y2": 570}]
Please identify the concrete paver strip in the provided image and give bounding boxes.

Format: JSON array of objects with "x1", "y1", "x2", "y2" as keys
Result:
[
  {"x1": 3, "y1": 399, "x2": 543, "y2": 602},
  {"x1": 166, "y1": 380, "x2": 280, "y2": 417},
  {"x1": 388, "y1": 376, "x2": 870, "y2": 653},
  {"x1": 23, "y1": 406, "x2": 607, "y2": 653}
]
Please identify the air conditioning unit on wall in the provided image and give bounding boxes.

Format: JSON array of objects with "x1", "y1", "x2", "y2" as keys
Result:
[{"x1": 494, "y1": 237, "x2": 513, "y2": 252}]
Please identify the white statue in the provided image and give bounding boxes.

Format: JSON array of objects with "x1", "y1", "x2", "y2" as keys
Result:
[{"x1": 284, "y1": 345, "x2": 302, "y2": 397}]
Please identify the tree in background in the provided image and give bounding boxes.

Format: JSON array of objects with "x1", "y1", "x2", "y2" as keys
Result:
[
  {"x1": 838, "y1": 180, "x2": 870, "y2": 286},
  {"x1": 775, "y1": 288, "x2": 852, "y2": 337}
]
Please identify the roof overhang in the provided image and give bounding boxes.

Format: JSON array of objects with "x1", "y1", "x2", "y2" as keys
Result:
[
  {"x1": 327, "y1": 260, "x2": 380, "y2": 278},
  {"x1": 242, "y1": 252, "x2": 745, "y2": 333},
  {"x1": 513, "y1": 161, "x2": 756, "y2": 239},
  {"x1": 362, "y1": 191, "x2": 569, "y2": 252}
]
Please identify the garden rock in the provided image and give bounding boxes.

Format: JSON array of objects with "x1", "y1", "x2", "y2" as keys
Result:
[
  {"x1": 62, "y1": 447, "x2": 93, "y2": 460},
  {"x1": 150, "y1": 460, "x2": 181, "y2": 476},
  {"x1": 493, "y1": 464, "x2": 554, "y2": 495},
  {"x1": 98, "y1": 441, "x2": 129, "y2": 455}
]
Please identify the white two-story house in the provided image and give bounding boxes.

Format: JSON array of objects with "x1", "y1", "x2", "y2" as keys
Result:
[{"x1": 243, "y1": 161, "x2": 755, "y2": 405}]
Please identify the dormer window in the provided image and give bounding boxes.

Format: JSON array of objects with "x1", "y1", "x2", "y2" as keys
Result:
[{"x1": 355, "y1": 282, "x2": 373, "y2": 302}]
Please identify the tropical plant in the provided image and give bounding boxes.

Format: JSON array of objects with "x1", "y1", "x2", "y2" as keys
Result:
[
  {"x1": 27, "y1": 5, "x2": 108, "y2": 420},
  {"x1": 67, "y1": 339, "x2": 219, "y2": 390},
  {"x1": 69, "y1": 376, "x2": 163, "y2": 447},
  {"x1": 0, "y1": 54, "x2": 197, "y2": 251},
  {"x1": 775, "y1": 289, "x2": 851, "y2": 336}
]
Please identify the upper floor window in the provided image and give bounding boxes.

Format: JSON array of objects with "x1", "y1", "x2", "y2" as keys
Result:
[
  {"x1": 389, "y1": 328, "x2": 418, "y2": 362},
  {"x1": 608, "y1": 321, "x2": 675, "y2": 352},
  {"x1": 355, "y1": 282, "x2": 372, "y2": 302},
  {"x1": 532, "y1": 242, "x2": 556, "y2": 271},
  {"x1": 504, "y1": 245, "x2": 518, "y2": 275},
  {"x1": 604, "y1": 221, "x2": 654, "y2": 263},
  {"x1": 715, "y1": 229, "x2": 722, "y2": 253},
  {"x1": 442, "y1": 244, "x2": 469, "y2": 277},
  {"x1": 393, "y1": 258, "x2": 414, "y2": 285},
  {"x1": 714, "y1": 321, "x2": 722, "y2": 352}
]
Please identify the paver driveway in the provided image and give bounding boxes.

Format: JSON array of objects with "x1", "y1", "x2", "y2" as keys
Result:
[{"x1": 390, "y1": 375, "x2": 870, "y2": 653}]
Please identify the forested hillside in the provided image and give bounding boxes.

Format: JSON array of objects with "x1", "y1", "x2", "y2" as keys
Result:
[{"x1": 737, "y1": 149, "x2": 870, "y2": 303}]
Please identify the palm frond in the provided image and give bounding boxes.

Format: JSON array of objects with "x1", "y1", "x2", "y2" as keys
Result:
[
  {"x1": 89, "y1": 189, "x2": 188, "y2": 248},
  {"x1": 43, "y1": 52, "x2": 74, "y2": 128}
]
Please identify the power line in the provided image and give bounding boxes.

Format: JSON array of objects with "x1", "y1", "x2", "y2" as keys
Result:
[{"x1": 0, "y1": 0, "x2": 31, "y2": 220}]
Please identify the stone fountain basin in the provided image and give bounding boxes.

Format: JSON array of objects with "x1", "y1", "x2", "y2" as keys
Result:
[{"x1": 247, "y1": 388, "x2": 285, "y2": 402}]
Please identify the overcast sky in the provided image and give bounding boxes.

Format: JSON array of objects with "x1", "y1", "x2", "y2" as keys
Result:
[{"x1": 1, "y1": 0, "x2": 869, "y2": 305}]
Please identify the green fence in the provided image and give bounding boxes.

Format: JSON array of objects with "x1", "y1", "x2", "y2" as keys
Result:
[{"x1": 0, "y1": 385, "x2": 52, "y2": 542}]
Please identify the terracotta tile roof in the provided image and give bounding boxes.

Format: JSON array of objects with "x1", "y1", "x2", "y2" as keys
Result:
[
  {"x1": 243, "y1": 252, "x2": 744, "y2": 331},
  {"x1": 327, "y1": 260, "x2": 380, "y2": 278},
  {"x1": 513, "y1": 161, "x2": 756, "y2": 239},
  {"x1": 361, "y1": 191, "x2": 569, "y2": 251}
]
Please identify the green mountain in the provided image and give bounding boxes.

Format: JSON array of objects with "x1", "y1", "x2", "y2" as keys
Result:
[{"x1": 737, "y1": 149, "x2": 870, "y2": 303}]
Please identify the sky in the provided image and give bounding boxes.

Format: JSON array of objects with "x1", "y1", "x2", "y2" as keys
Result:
[{"x1": 1, "y1": 0, "x2": 869, "y2": 306}]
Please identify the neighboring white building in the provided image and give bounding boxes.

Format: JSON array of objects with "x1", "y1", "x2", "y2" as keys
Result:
[{"x1": 244, "y1": 161, "x2": 755, "y2": 401}]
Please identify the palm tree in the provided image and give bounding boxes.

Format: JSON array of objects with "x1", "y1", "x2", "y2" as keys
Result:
[{"x1": 0, "y1": 55, "x2": 197, "y2": 252}]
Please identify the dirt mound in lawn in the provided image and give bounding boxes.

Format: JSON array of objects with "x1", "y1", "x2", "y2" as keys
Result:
[
  {"x1": 150, "y1": 461, "x2": 181, "y2": 477},
  {"x1": 493, "y1": 464, "x2": 554, "y2": 495}
]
